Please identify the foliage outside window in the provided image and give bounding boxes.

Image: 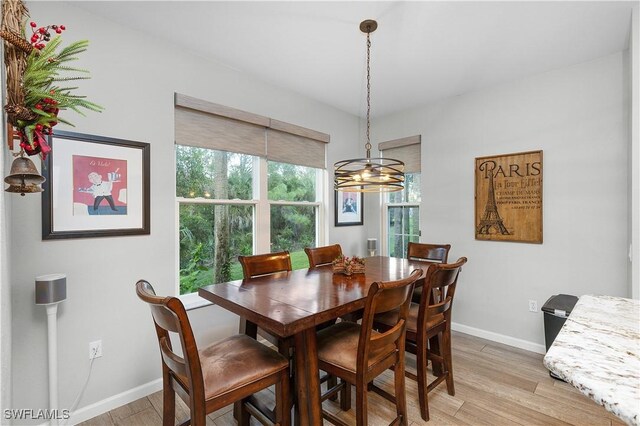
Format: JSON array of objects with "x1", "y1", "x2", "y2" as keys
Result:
[
  {"x1": 269, "y1": 161, "x2": 318, "y2": 269},
  {"x1": 177, "y1": 149, "x2": 322, "y2": 295},
  {"x1": 386, "y1": 173, "x2": 421, "y2": 258}
]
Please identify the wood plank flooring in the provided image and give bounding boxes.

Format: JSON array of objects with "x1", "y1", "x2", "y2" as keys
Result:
[{"x1": 78, "y1": 331, "x2": 623, "y2": 426}]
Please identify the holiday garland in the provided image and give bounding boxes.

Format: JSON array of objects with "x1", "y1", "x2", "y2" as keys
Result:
[{"x1": 1, "y1": 12, "x2": 103, "y2": 158}]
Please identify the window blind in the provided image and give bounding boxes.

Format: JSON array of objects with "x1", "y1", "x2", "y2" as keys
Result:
[
  {"x1": 267, "y1": 120, "x2": 328, "y2": 169},
  {"x1": 175, "y1": 93, "x2": 329, "y2": 169},
  {"x1": 378, "y1": 135, "x2": 421, "y2": 173}
]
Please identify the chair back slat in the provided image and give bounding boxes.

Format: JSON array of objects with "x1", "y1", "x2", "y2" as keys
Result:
[
  {"x1": 358, "y1": 269, "x2": 423, "y2": 370},
  {"x1": 372, "y1": 282, "x2": 415, "y2": 314},
  {"x1": 368, "y1": 319, "x2": 405, "y2": 353},
  {"x1": 149, "y1": 304, "x2": 181, "y2": 333},
  {"x1": 136, "y1": 280, "x2": 204, "y2": 399},
  {"x1": 305, "y1": 244, "x2": 342, "y2": 268},
  {"x1": 160, "y1": 337, "x2": 188, "y2": 378},
  {"x1": 407, "y1": 242, "x2": 451, "y2": 263},
  {"x1": 238, "y1": 251, "x2": 292, "y2": 279},
  {"x1": 426, "y1": 299, "x2": 452, "y2": 317}
]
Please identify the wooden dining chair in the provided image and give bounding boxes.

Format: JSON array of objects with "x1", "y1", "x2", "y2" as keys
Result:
[
  {"x1": 237, "y1": 251, "x2": 293, "y2": 351},
  {"x1": 374, "y1": 257, "x2": 467, "y2": 421},
  {"x1": 135, "y1": 280, "x2": 290, "y2": 426},
  {"x1": 238, "y1": 251, "x2": 292, "y2": 279},
  {"x1": 304, "y1": 244, "x2": 342, "y2": 268},
  {"x1": 315, "y1": 269, "x2": 423, "y2": 426},
  {"x1": 406, "y1": 242, "x2": 451, "y2": 303},
  {"x1": 303, "y1": 244, "x2": 344, "y2": 397}
]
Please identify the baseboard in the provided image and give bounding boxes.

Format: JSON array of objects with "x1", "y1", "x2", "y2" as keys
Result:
[
  {"x1": 452, "y1": 322, "x2": 546, "y2": 354},
  {"x1": 68, "y1": 378, "x2": 162, "y2": 425}
]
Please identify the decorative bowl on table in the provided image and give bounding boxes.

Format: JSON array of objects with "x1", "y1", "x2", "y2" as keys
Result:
[{"x1": 332, "y1": 255, "x2": 365, "y2": 276}]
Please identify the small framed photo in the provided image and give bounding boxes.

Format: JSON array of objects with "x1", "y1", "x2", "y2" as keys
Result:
[
  {"x1": 42, "y1": 131, "x2": 150, "y2": 239},
  {"x1": 335, "y1": 190, "x2": 363, "y2": 226}
]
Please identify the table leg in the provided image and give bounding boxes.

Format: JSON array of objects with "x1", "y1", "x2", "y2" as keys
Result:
[{"x1": 293, "y1": 329, "x2": 322, "y2": 426}]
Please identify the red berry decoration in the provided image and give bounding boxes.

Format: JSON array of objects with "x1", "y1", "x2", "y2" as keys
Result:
[
  {"x1": 30, "y1": 21, "x2": 37, "y2": 28},
  {"x1": 60, "y1": 25, "x2": 66, "y2": 30}
]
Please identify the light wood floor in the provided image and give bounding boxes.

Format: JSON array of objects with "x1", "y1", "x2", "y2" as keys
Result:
[{"x1": 79, "y1": 331, "x2": 624, "y2": 426}]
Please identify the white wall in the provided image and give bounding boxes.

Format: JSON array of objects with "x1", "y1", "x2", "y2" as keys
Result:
[
  {"x1": 10, "y1": 2, "x2": 365, "y2": 420},
  {"x1": 372, "y1": 52, "x2": 629, "y2": 347},
  {"x1": 1, "y1": 120, "x2": 13, "y2": 417}
]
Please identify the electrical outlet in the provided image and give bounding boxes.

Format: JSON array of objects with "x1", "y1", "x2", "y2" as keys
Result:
[
  {"x1": 89, "y1": 340, "x2": 103, "y2": 359},
  {"x1": 528, "y1": 300, "x2": 538, "y2": 313}
]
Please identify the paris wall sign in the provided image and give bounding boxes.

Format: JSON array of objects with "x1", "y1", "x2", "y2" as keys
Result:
[{"x1": 475, "y1": 150, "x2": 543, "y2": 243}]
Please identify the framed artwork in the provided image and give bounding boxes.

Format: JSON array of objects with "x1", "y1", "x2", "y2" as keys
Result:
[
  {"x1": 335, "y1": 190, "x2": 363, "y2": 226},
  {"x1": 42, "y1": 131, "x2": 150, "y2": 239},
  {"x1": 475, "y1": 150, "x2": 543, "y2": 243}
]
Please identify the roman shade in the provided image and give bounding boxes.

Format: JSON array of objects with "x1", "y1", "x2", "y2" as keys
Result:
[
  {"x1": 175, "y1": 93, "x2": 329, "y2": 169},
  {"x1": 378, "y1": 135, "x2": 421, "y2": 174}
]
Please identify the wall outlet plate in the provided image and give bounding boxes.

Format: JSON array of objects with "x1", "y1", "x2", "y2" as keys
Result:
[
  {"x1": 528, "y1": 300, "x2": 538, "y2": 313},
  {"x1": 89, "y1": 340, "x2": 103, "y2": 359}
]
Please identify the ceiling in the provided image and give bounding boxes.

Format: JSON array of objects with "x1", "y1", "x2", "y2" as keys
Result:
[{"x1": 71, "y1": 1, "x2": 636, "y2": 118}]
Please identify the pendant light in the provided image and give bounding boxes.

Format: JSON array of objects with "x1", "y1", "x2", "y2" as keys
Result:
[{"x1": 334, "y1": 20, "x2": 404, "y2": 192}]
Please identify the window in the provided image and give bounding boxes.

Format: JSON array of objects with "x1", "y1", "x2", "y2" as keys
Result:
[
  {"x1": 269, "y1": 161, "x2": 321, "y2": 269},
  {"x1": 386, "y1": 173, "x2": 421, "y2": 257},
  {"x1": 379, "y1": 136, "x2": 421, "y2": 258},
  {"x1": 175, "y1": 94, "x2": 329, "y2": 296},
  {"x1": 176, "y1": 147, "x2": 256, "y2": 294}
]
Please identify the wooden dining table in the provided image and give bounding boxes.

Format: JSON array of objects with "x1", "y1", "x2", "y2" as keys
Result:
[{"x1": 198, "y1": 255, "x2": 431, "y2": 425}]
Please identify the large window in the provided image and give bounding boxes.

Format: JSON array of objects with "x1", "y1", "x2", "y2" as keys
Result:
[
  {"x1": 379, "y1": 135, "x2": 421, "y2": 258},
  {"x1": 269, "y1": 161, "x2": 318, "y2": 270},
  {"x1": 177, "y1": 153, "x2": 324, "y2": 295},
  {"x1": 175, "y1": 95, "x2": 328, "y2": 296},
  {"x1": 177, "y1": 147, "x2": 256, "y2": 294}
]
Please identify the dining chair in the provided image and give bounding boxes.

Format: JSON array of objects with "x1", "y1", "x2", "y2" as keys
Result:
[
  {"x1": 238, "y1": 251, "x2": 292, "y2": 279},
  {"x1": 237, "y1": 251, "x2": 293, "y2": 351},
  {"x1": 304, "y1": 244, "x2": 342, "y2": 268},
  {"x1": 315, "y1": 269, "x2": 423, "y2": 426},
  {"x1": 374, "y1": 257, "x2": 467, "y2": 421},
  {"x1": 406, "y1": 242, "x2": 451, "y2": 304},
  {"x1": 303, "y1": 244, "x2": 344, "y2": 397},
  {"x1": 135, "y1": 280, "x2": 290, "y2": 426}
]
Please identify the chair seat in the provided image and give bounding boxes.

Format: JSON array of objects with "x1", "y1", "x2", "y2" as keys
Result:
[
  {"x1": 195, "y1": 335, "x2": 289, "y2": 399},
  {"x1": 317, "y1": 321, "x2": 396, "y2": 374},
  {"x1": 375, "y1": 302, "x2": 445, "y2": 334}
]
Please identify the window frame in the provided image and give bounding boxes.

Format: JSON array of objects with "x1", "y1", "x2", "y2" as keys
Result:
[
  {"x1": 176, "y1": 154, "x2": 326, "y2": 308},
  {"x1": 381, "y1": 172, "x2": 421, "y2": 258},
  {"x1": 382, "y1": 202, "x2": 421, "y2": 258}
]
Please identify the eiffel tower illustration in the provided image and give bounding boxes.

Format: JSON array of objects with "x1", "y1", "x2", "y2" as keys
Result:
[{"x1": 477, "y1": 172, "x2": 510, "y2": 235}]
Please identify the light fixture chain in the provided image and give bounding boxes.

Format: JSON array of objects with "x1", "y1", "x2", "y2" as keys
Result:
[{"x1": 365, "y1": 31, "x2": 371, "y2": 157}]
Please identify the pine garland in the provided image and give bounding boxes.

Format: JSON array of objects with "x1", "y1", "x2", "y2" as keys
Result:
[
  {"x1": 1, "y1": 2, "x2": 103, "y2": 157},
  {"x1": 16, "y1": 34, "x2": 103, "y2": 155}
]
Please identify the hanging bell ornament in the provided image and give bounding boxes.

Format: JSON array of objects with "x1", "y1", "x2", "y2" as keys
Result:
[{"x1": 4, "y1": 155, "x2": 45, "y2": 196}]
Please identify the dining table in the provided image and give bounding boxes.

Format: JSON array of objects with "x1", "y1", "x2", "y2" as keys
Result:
[{"x1": 198, "y1": 255, "x2": 431, "y2": 426}]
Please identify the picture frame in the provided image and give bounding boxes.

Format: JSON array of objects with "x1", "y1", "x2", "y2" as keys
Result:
[
  {"x1": 475, "y1": 150, "x2": 543, "y2": 243},
  {"x1": 42, "y1": 131, "x2": 150, "y2": 239},
  {"x1": 334, "y1": 190, "x2": 363, "y2": 226}
]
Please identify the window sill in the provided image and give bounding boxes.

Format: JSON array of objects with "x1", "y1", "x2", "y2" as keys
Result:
[{"x1": 178, "y1": 292, "x2": 213, "y2": 311}]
